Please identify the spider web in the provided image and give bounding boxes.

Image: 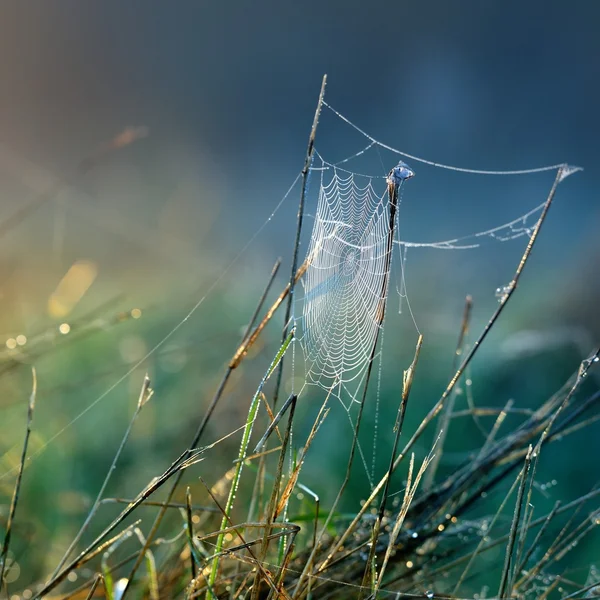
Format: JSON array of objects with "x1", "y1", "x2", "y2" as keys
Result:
[
  {"x1": 291, "y1": 102, "x2": 580, "y2": 417},
  {"x1": 300, "y1": 170, "x2": 390, "y2": 406}
]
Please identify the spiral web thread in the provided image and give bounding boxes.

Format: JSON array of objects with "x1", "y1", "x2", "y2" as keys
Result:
[{"x1": 298, "y1": 167, "x2": 392, "y2": 410}]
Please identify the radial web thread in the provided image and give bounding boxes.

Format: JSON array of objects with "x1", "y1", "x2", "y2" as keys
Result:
[{"x1": 299, "y1": 169, "x2": 391, "y2": 408}]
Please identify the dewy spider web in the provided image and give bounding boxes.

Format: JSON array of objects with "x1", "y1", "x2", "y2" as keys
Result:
[
  {"x1": 299, "y1": 167, "x2": 396, "y2": 410},
  {"x1": 291, "y1": 102, "x2": 580, "y2": 415}
]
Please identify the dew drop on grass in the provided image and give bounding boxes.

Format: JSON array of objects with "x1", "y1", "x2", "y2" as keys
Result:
[
  {"x1": 558, "y1": 164, "x2": 583, "y2": 182},
  {"x1": 113, "y1": 578, "x2": 129, "y2": 600},
  {"x1": 495, "y1": 284, "x2": 512, "y2": 302}
]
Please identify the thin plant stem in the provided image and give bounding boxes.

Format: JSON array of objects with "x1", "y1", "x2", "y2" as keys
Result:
[
  {"x1": 251, "y1": 395, "x2": 297, "y2": 600},
  {"x1": 230, "y1": 260, "x2": 308, "y2": 369},
  {"x1": 84, "y1": 574, "x2": 103, "y2": 600},
  {"x1": 563, "y1": 578, "x2": 600, "y2": 599},
  {"x1": 254, "y1": 392, "x2": 297, "y2": 454},
  {"x1": 500, "y1": 445, "x2": 531, "y2": 598},
  {"x1": 362, "y1": 334, "x2": 423, "y2": 598},
  {"x1": 513, "y1": 500, "x2": 561, "y2": 588},
  {"x1": 198, "y1": 522, "x2": 299, "y2": 553},
  {"x1": 99, "y1": 498, "x2": 219, "y2": 512},
  {"x1": 0, "y1": 368, "x2": 36, "y2": 591},
  {"x1": 59, "y1": 553, "x2": 139, "y2": 600},
  {"x1": 452, "y1": 456, "x2": 524, "y2": 595},
  {"x1": 271, "y1": 73, "x2": 327, "y2": 410},
  {"x1": 424, "y1": 296, "x2": 472, "y2": 489},
  {"x1": 375, "y1": 448, "x2": 436, "y2": 595},
  {"x1": 241, "y1": 258, "x2": 282, "y2": 345},
  {"x1": 51, "y1": 374, "x2": 152, "y2": 576},
  {"x1": 186, "y1": 487, "x2": 197, "y2": 582}
]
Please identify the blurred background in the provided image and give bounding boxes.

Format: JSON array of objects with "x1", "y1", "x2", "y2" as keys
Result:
[{"x1": 0, "y1": 0, "x2": 599, "y2": 593}]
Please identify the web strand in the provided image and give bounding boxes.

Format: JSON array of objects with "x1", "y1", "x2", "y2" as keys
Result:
[{"x1": 323, "y1": 100, "x2": 568, "y2": 175}]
